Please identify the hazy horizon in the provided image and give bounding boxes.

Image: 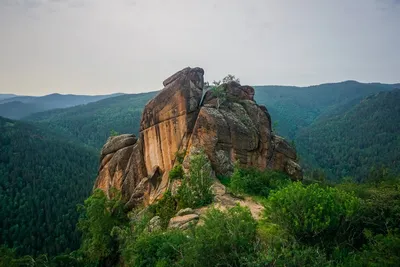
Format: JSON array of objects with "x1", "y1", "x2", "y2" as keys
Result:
[{"x1": 1, "y1": 0, "x2": 399, "y2": 96}]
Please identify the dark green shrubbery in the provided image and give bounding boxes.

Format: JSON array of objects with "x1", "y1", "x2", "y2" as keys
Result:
[
  {"x1": 269, "y1": 244, "x2": 332, "y2": 267},
  {"x1": 147, "y1": 191, "x2": 177, "y2": 229},
  {"x1": 174, "y1": 150, "x2": 186, "y2": 164},
  {"x1": 264, "y1": 182, "x2": 362, "y2": 248},
  {"x1": 337, "y1": 179, "x2": 400, "y2": 236},
  {"x1": 168, "y1": 164, "x2": 184, "y2": 180},
  {"x1": 351, "y1": 231, "x2": 400, "y2": 267},
  {"x1": 182, "y1": 205, "x2": 259, "y2": 267},
  {"x1": 126, "y1": 230, "x2": 188, "y2": 267},
  {"x1": 229, "y1": 166, "x2": 291, "y2": 197},
  {"x1": 116, "y1": 205, "x2": 259, "y2": 267}
]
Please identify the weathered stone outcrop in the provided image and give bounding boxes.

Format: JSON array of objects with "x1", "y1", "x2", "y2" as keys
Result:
[
  {"x1": 94, "y1": 67, "x2": 302, "y2": 209},
  {"x1": 95, "y1": 134, "x2": 137, "y2": 197}
]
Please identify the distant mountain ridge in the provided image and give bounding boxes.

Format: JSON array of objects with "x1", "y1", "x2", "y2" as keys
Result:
[
  {"x1": 0, "y1": 92, "x2": 124, "y2": 119},
  {"x1": 0, "y1": 94, "x2": 17, "y2": 100}
]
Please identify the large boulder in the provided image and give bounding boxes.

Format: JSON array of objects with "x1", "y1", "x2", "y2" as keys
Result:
[
  {"x1": 93, "y1": 67, "x2": 302, "y2": 209},
  {"x1": 101, "y1": 134, "x2": 137, "y2": 160},
  {"x1": 94, "y1": 135, "x2": 137, "y2": 197}
]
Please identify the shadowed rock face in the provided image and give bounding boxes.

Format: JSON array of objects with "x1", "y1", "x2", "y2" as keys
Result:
[{"x1": 94, "y1": 67, "x2": 302, "y2": 208}]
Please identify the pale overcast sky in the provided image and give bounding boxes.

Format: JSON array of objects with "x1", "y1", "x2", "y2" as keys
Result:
[{"x1": 0, "y1": 0, "x2": 399, "y2": 96}]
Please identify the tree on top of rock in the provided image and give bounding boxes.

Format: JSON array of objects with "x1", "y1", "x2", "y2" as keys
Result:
[
  {"x1": 222, "y1": 74, "x2": 240, "y2": 84},
  {"x1": 211, "y1": 80, "x2": 221, "y2": 86}
]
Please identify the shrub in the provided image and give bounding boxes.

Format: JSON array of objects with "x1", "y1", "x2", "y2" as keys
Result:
[
  {"x1": 174, "y1": 150, "x2": 186, "y2": 164},
  {"x1": 217, "y1": 174, "x2": 231, "y2": 187},
  {"x1": 230, "y1": 166, "x2": 291, "y2": 197},
  {"x1": 149, "y1": 191, "x2": 177, "y2": 229},
  {"x1": 264, "y1": 182, "x2": 362, "y2": 247},
  {"x1": 168, "y1": 164, "x2": 184, "y2": 180},
  {"x1": 352, "y1": 231, "x2": 400, "y2": 267},
  {"x1": 268, "y1": 243, "x2": 332, "y2": 267},
  {"x1": 182, "y1": 205, "x2": 259, "y2": 267},
  {"x1": 127, "y1": 230, "x2": 188, "y2": 267},
  {"x1": 109, "y1": 129, "x2": 119, "y2": 136},
  {"x1": 337, "y1": 180, "x2": 400, "y2": 236},
  {"x1": 176, "y1": 151, "x2": 213, "y2": 209}
]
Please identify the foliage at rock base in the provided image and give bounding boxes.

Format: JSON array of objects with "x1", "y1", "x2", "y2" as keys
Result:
[{"x1": 2, "y1": 168, "x2": 400, "y2": 267}]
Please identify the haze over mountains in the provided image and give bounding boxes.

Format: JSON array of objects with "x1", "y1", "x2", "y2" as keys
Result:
[{"x1": 0, "y1": 93, "x2": 123, "y2": 119}]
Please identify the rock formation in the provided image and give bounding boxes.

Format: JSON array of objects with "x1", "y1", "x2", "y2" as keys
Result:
[{"x1": 94, "y1": 67, "x2": 302, "y2": 209}]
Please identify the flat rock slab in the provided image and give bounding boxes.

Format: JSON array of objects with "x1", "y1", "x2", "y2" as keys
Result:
[{"x1": 168, "y1": 214, "x2": 199, "y2": 230}]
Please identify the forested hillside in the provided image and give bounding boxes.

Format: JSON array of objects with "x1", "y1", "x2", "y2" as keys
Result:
[
  {"x1": 25, "y1": 92, "x2": 157, "y2": 149},
  {"x1": 297, "y1": 89, "x2": 400, "y2": 180},
  {"x1": 254, "y1": 81, "x2": 396, "y2": 139},
  {"x1": 0, "y1": 93, "x2": 122, "y2": 119},
  {"x1": 0, "y1": 116, "x2": 98, "y2": 256}
]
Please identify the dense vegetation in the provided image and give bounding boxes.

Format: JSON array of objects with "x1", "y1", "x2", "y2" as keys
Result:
[
  {"x1": 3, "y1": 163, "x2": 399, "y2": 266},
  {"x1": 297, "y1": 89, "x2": 400, "y2": 180},
  {"x1": 0, "y1": 93, "x2": 121, "y2": 119},
  {"x1": 25, "y1": 92, "x2": 157, "y2": 149},
  {"x1": 0, "y1": 116, "x2": 98, "y2": 257}
]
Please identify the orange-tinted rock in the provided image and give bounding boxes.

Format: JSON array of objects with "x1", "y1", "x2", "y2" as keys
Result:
[
  {"x1": 95, "y1": 144, "x2": 134, "y2": 197},
  {"x1": 139, "y1": 67, "x2": 204, "y2": 202},
  {"x1": 93, "y1": 67, "x2": 302, "y2": 210}
]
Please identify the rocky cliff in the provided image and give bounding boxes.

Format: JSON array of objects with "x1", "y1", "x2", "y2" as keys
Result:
[{"x1": 94, "y1": 67, "x2": 302, "y2": 209}]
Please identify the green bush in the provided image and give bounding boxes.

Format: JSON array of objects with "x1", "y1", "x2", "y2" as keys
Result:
[
  {"x1": 168, "y1": 164, "x2": 184, "y2": 180},
  {"x1": 352, "y1": 231, "x2": 400, "y2": 267},
  {"x1": 217, "y1": 174, "x2": 231, "y2": 187},
  {"x1": 337, "y1": 180, "x2": 400, "y2": 236},
  {"x1": 270, "y1": 244, "x2": 332, "y2": 267},
  {"x1": 176, "y1": 151, "x2": 213, "y2": 209},
  {"x1": 230, "y1": 166, "x2": 291, "y2": 197},
  {"x1": 174, "y1": 150, "x2": 186, "y2": 164},
  {"x1": 149, "y1": 191, "x2": 177, "y2": 229},
  {"x1": 264, "y1": 182, "x2": 362, "y2": 247},
  {"x1": 182, "y1": 205, "x2": 259, "y2": 267},
  {"x1": 126, "y1": 230, "x2": 188, "y2": 267}
]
